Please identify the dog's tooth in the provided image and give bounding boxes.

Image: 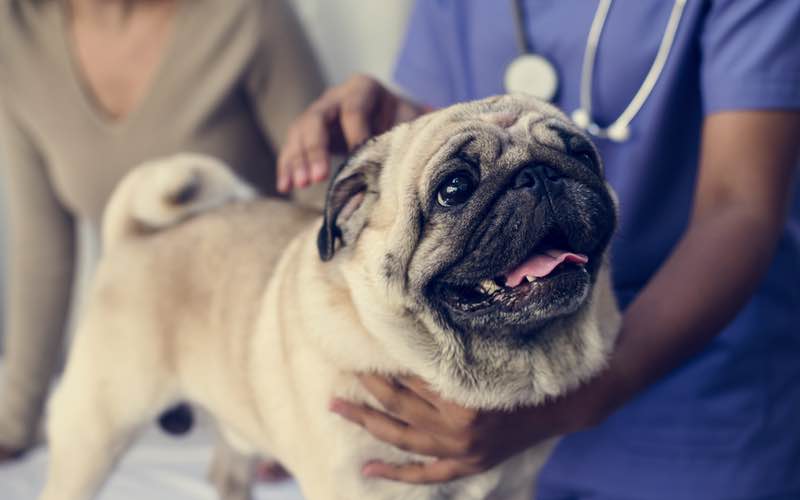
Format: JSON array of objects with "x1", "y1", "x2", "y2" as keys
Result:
[
  {"x1": 525, "y1": 275, "x2": 536, "y2": 283},
  {"x1": 479, "y1": 279, "x2": 501, "y2": 294}
]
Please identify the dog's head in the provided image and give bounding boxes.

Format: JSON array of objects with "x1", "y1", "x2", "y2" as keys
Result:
[{"x1": 318, "y1": 94, "x2": 620, "y2": 409}]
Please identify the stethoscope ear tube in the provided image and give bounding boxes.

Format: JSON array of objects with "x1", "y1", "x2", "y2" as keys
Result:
[
  {"x1": 506, "y1": 0, "x2": 687, "y2": 143},
  {"x1": 511, "y1": 0, "x2": 531, "y2": 55}
]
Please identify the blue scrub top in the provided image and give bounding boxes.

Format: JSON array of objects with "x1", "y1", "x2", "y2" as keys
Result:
[{"x1": 394, "y1": 1, "x2": 800, "y2": 499}]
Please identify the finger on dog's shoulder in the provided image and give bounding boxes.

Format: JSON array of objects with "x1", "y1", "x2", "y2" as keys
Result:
[{"x1": 362, "y1": 459, "x2": 476, "y2": 484}]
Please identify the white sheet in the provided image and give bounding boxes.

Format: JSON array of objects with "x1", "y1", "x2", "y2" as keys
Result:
[
  {"x1": 0, "y1": 358, "x2": 305, "y2": 499},
  {"x1": 0, "y1": 418, "x2": 305, "y2": 500}
]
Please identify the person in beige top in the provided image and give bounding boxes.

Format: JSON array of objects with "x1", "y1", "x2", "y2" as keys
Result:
[{"x1": 0, "y1": 0, "x2": 324, "y2": 460}]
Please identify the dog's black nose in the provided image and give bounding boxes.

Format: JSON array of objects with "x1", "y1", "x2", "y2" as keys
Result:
[{"x1": 511, "y1": 164, "x2": 564, "y2": 194}]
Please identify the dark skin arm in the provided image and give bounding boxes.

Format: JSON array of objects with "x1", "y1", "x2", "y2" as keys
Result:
[{"x1": 330, "y1": 110, "x2": 800, "y2": 483}]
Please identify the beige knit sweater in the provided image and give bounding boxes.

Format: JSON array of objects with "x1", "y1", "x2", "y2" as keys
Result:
[{"x1": 0, "y1": 0, "x2": 323, "y2": 449}]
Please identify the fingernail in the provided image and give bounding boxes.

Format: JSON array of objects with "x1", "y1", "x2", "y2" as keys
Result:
[
  {"x1": 294, "y1": 169, "x2": 309, "y2": 187},
  {"x1": 329, "y1": 399, "x2": 348, "y2": 415},
  {"x1": 362, "y1": 462, "x2": 384, "y2": 477},
  {"x1": 310, "y1": 162, "x2": 327, "y2": 181},
  {"x1": 277, "y1": 177, "x2": 289, "y2": 193}
]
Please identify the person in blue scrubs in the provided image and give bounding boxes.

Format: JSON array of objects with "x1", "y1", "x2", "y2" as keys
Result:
[{"x1": 278, "y1": 1, "x2": 800, "y2": 498}]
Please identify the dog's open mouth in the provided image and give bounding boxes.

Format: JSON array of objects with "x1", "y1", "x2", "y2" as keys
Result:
[{"x1": 435, "y1": 229, "x2": 592, "y2": 316}]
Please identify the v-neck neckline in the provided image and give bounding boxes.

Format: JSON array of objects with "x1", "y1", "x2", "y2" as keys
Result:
[{"x1": 53, "y1": 0, "x2": 187, "y2": 134}]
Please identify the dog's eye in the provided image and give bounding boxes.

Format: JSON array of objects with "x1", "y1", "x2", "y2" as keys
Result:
[{"x1": 437, "y1": 172, "x2": 476, "y2": 208}]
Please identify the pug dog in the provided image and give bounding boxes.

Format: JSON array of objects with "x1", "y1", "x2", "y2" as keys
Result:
[{"x1": 39, "y1": 94, "x2": 620, "y2": 500}]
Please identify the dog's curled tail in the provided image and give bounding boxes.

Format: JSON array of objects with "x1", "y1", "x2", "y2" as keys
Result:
[{"x1": 102, "y1": 153, "x2": 257, "y2": 250}]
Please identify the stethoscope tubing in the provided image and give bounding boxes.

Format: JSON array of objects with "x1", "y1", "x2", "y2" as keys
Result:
[{"x1": 510, "y1": 0, "x2": 688, "y2": 142}]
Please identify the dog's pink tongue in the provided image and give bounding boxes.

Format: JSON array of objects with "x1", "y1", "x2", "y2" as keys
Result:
[{"x1": 505, "y1": 250, "x2": 589, "y2": 288}]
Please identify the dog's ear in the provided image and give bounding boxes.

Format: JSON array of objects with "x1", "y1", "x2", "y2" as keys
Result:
[{"x1": 317, "y1": 137, "x2": 389, "y2": 261}]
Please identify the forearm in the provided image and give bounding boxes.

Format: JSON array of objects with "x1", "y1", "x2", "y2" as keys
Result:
[
  {"x1": 0, "y1": 104, "x2": 76, "y2": 449},
  {"x1": 595, "y1": 205, "x2": 786, "y2": 414},
  {"x1": 1, "y1": 221, "x2": 75, "y2": 443},
  {"x1": 579, "y1": 111, "x2": 800, "y2": 422}
]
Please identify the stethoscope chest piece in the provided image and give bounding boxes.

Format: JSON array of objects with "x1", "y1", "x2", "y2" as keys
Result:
[{"x1": 504, "y1": 53, "x2": 558, "y2": 101}]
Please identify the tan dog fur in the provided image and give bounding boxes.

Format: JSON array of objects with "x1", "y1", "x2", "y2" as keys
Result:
[{"x1": 40, "y1": 95, "x2": 620, "y2": 500}]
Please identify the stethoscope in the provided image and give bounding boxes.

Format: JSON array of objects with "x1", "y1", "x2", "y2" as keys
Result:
[{"x1": 504, "y1": 0, "x2": 687, "y2": 142}]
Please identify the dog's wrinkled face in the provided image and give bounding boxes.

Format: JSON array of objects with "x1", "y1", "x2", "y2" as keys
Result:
[
  {"x1": 417, "y1": 116, "x2": 614, "y2": 337},
  {"x1": 319, "y1": 95, "x2": 620, "y2": 408}
]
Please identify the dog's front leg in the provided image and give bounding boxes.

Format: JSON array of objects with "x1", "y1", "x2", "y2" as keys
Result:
[
  {"x1": 38, "y1": 365, "x2": 154, "y2": 500},
  {"x1": 38, "y1": 310, "x2": 177, "y2": 500}
]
